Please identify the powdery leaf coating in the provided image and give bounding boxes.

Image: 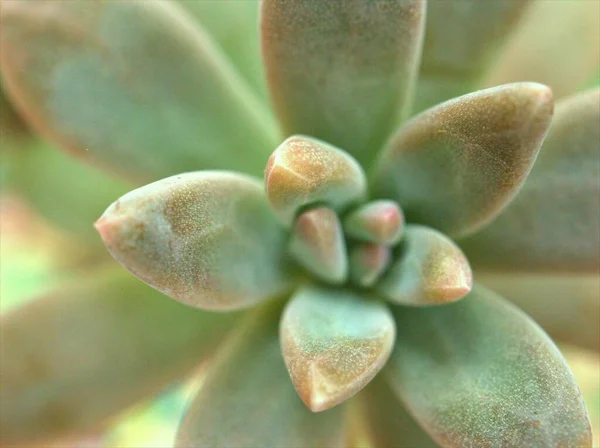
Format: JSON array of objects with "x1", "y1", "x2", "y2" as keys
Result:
[
  {"x1": 261, "y1": 0, "x2": 425, "y2": 168},
  {"x1": 176, "y1": 304, "x2": 346, "y2": 448},
  {"x1": 343, "y1": 200, "x2": 404, "y2": 246},
  {"x1": 289, "y1": 207, "x2": 348, "y2": 284},
  {"x1": 378, "y1": 225, "x2": 472, "y2": 306},
  {"x1": 280, "y1": 285, "x2": 395, "y2": 412},
  {"x1": 374, "y1": 83, "x2": 554, "y2": 238},
  {"x1": 413, "y1": 0, "x2": 532, "y2": 114},
  {"x1": 478, "y1": 272, "x2": 600, "y2": 353},
  {"x1": 0, "y1": 0, "x2": 278, "y2": 181},
  {"x1": 358, "y1": 377, "x2": 437, "y2": 448},
  {"x1": 265, "y1": 136, "x2": 367, "y2": 226},
  {"x1": 460, "y1": 88, "x2": 600, "y2": 273},
  {"x1": 348, "y1": 243, "x2": 391, "y2": 288},
  {"x1": 386, "y1": 285, "x2": 592, "y2": 448},
  {"x1": 0, "y1": 267, "x2": 240, "y2": 446},
  {"x1": 96, "y1": 171, "x2": 294, "y2": 311}
]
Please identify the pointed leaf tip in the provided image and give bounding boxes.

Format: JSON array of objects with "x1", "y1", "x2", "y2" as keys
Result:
[
  {"x1": 344, "y1": 200, "x2": 404, "y2": 246},
  {"x1": 280, "y1": 286, "x2": 395, "y2": 412},
  {"x1": 349, "y1": 244, "x2": 391, "y2": 288}
]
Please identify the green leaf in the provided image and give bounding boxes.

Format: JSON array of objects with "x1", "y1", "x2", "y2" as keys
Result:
[
  {"x1": 484, "y1": 0, "x2": 600, "y2": 100},
  {"x1": 175, "y1": 303, "x2": 347, "y2": 448},
  {"x1": 386, "y1": 284, "x2": 592, "y2": 448},
  {"x1": 265, "y1": 136, "x2": 367, "y2": 226},
  {"x1": 0, "y1": 0, "x2": 278, "y2": 181},
  {"x1": 0, "y1": 267, "x2": 240, "y2": 446},
  {"x1": 460, "y1": 88, "x2": 600, "y2": 273},
  {"x1": 261, "y1": 0, "x2": 425, "y2": 168},
  {"x1": 280, "y1": 285, "x2": 395, "y2": 412},
  {"x1": 96, "y1": 171, "x2": 295, "y2": 311},
  {"x1": 343, "y1": 200, "x2": 404, "y2": 246},
  {"x1": 377, "y1": 225, "x2": 472, "y2": 306},
  {"x1": 358, "y1": 377, "x2": 437, "y2": 448},
  {"x1": 373, "y1": 83, "x2": 554, "y2": 238},
  {"x1": 413, "y1": 0, "x2": 532, "y2": 114},
  {"x1": 477, "y1": 272, "x2": 600, "y2": 353},
  {"x1": 348, "y1": 244, "x2": 391, "y2": 288}
]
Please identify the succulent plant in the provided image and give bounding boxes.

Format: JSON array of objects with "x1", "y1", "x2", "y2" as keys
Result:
[{"x1": 1, "y1": 0, "x2": 599, "y2": 447}]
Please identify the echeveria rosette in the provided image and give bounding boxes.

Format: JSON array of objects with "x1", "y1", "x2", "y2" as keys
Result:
[{"x1": 0, "y1": 1, "x2": 598, "y2": 447}]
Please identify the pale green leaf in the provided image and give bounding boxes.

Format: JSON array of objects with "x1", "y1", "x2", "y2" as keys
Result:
[
  {"x1": 348, "y1": 244, "x2": 391, "y2": 288},
  {"x1": 343, "y1": 200, "x2": 404, "y2": 246}
]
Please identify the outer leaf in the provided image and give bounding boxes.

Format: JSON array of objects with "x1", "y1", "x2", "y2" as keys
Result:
[
  {"x1": 478, "y1": 272, "x2": 600, "y2": 353},
  {"x1": 485, "y1": 0, "x2": 600, "y2": 99},
  {"x1": 460, "y1": 88, "x2": 600, "y2": 272},
  {"x1": 0, "y1": 267, "x2": 240, "y2": 446},
  {"x1": 413, "y1": 0, "x2": 532, "y2": 113},
  {"x1": 359, "y1": 377, "x2": 437, "y2": 448},
  {"x1": 175, "y1": 303, "x2": 346, "y2": 448},
  {"x1": 373, "y1": 83, "x2": 554, "y2": 237},
  {"x1": 0, "y1": 0, "x2": 278, "y2": 181},
  {"x1": 377, "y1": 225, "x2": 472, "y2": 306},
  {"x1": 96, "y1": 172, "x2": 294, "y2": 311},
  {"x1": 261, "y1": 0, "x2": 425, "y2": 168},
  {"x1": 280, "y1": 285, "x2": 395, "y2": 412},
  {"x1": 386, "y1": 285, "x2": 592, "y2": 448}
]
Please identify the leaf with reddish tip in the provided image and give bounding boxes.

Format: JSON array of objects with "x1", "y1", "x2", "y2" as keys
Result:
[
  {"x1": 0, "y1": 267, "x2": 240, "y2": 446},
  {"x1": 265, "y1": 136, "x2": 367, "y2": 226},
  {"x1": 378, "y1": 225, "x2": 472, "y2": 306},
  {"x1": 261, "y1": 0, "x2": 425, "y2": 168},
  {"x1": 413, "y1": 0, "x2": 532, "y2": 114},
  {"x1": 478, "y1": 272, "x2": 600, "y2": 353},
  {"x1": 373, "y1": 83, "x2": 554, "y2": 238},
  {"x1": 96, "y1": 171, "x2": 294, "y2": 311},
  {"x1": 460, "y1": 88, "x2": 600, "y2": 273},
  {"x1": 175, "y1": 303, "x2": 346, "y2": 448},
  {"x1": 485, "y1": 0, "x2": 600, "y2": 100},
  {"x1": 344, "y1": 200, "x2": 404, "y2": 246},
  {"x1": 386, "y1": 285, "x2": 592, "y2": 448},
  {"x1": 0, "y1": 0, "x2": 278, "y2": 181},
  {"x1": 348, "y1": 244, "x2": 391, "y2": 288},
  {"x1": 280, "y1": 285, "x2": 395, "y2": 412},
  {"x1": 289, "y1": 207, "x2": 348, "y2": 284}
]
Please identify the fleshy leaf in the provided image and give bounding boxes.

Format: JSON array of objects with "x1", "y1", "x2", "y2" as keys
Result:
[
  {"x1": 478, "y1": 272, "x2": 600, "y2": 353},
  {"x1": 175, "y1": 303, "x2": 346, "y2": 448},
  {"x1": 0, "y1": 267, "x2": 240, "y2": 446},
  {"x1": 413, "y1": 0, "x2": 532, "y2": 113},
  {"x1": 485, "y1": 0, "x2": 600, "y2": 99},
  {"x1": 343, "y1": 200, "x2": 404, "y2": 246},
  {"x1": 373, "y1": 83, "x2": 554, "y2": 237},
  {"x1": 348, "y1": 244, "x2": 391, "y2": 288},
  {"x1": 358, "y1": 378, "x2": 437, "y2": 448},
  {"x1": 289, "y1": 207, "x2": 348, "y2": 284},
  {"x1": 460, "y1": 88, "x2": 600, "y2": 272},
  {"x1": 265, "y1": 136, "x2": 367, "y2": 226},
  {"x1": 280, "y1": 285, "x2": 395, "y2": 412},
  {"x1": 378, "y1": 225, "x2": 472, "y2": 306},
  {"x1": 261, "y1": 0, "x2": 425, "y2": 168},
  {"x1": 96, "y1": 171, "x2": 294, "y2": 311},
  {"x1": 386, "y1": 284, "x2": 592, "y2": 448},
  {"x1": 0, "y1": 0, "x2": 278, "y2": 181}
]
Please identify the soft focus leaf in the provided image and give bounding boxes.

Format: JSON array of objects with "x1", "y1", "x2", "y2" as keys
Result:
[
  {"x1": 343, "y1": 200, "x2": 404, "y2": 246},
  {"x1": 280, "y1": 285, "x2": 395, "y2": 412},
  {"x1": 265, "y1": 136, "x2": 367, "y2": 226},
  {"x1": 96, "y1": 172, "x2": 295, "y2": 311},
  {"x1": 386, "y1": 285, "x2": 592, "y2": 448},
  {"x1": 373, "y1": 83, "x2": 554, "y2": 237},
  {"x1": 478, "y1": 272, "x2": 600, "y2": 353},
  {"x1": 413, "y1": 0, "x2": 532, "y2": 113},
  {"x1": 359, "y1": 378, "x2": 437, "y2": 448},
  {"x1": 461, "y1": 88, "x2": 600, "y2": 272},
  {"x1": 0, "y1": 83, "x2": 29, "y2": 142},
  {"x1": 261, "y1": 0, "x2": 425, "y2": 168},
  {"x1": 0, "y1": 0, "x2": 278, "y2": 181},
  {"x1": 348, "y1": 244, "x2": 391, "y2": 288},
  {"x1": 176, "y1": 303, "x2": 346, "y2": 448},
  {"x1": 377, "y1": 225, "x2": 472, "y2": 306},
  {"x1": 0, "y1": 267, "x2": 240, "y2": 446},
  {"x1": 289, "y1": 207, "x2": 348, "y2": 284},
  {"x1": 485, "y1": 0, "x2": 600, "y2": 99}
]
